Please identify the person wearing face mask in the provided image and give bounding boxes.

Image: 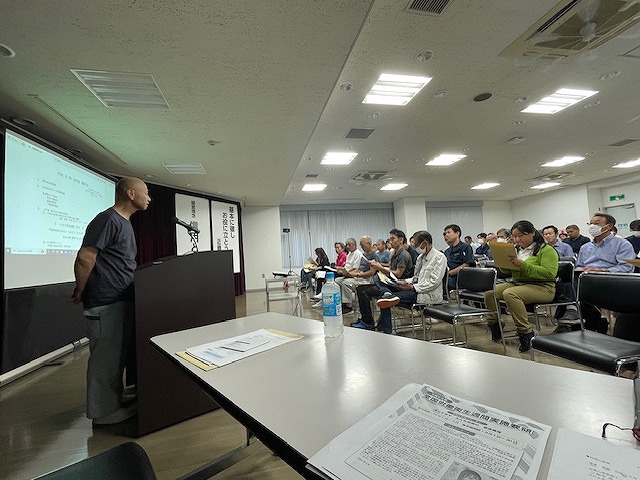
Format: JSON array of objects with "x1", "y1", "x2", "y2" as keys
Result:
[
  {"x1": 575, "y1": 213, "x2": 635, "y2": 332},
  {"x1": 625, "y1": 220, "x2": 640, "y2": 256},
  {"x1": 484, "y1": 220, "x2": 559, "y2": 353},
  {"x1": 475, "y1": 232, "x2": 490, "y2": 256},
  {"x1": 373, "y1": 230, "x2": 447, "y2": 330},
  {"x1": 496, "y1": 228, "x2": 512, "y2": 243}
]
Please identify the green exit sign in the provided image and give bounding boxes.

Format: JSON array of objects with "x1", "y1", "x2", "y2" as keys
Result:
[{"x1": 609, "y1": 194, "x2": 625, "y2": 201}]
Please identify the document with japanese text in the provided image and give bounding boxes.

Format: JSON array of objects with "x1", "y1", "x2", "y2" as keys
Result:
[{"x1": 308, "y1": 383, "x2": 551, "y2": 480}]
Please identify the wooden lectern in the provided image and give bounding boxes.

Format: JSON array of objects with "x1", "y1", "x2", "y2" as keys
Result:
[{"x1": 133, "y1": 250, "x2": 235, "y2": 436}]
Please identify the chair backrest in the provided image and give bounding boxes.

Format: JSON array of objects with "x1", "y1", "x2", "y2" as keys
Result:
[
  {"x1": 556, "y1": 261, "x2": 574, "y2": 284},
  {"x1": 577, "y1": 272, "x2": 640, "y2": 314},
  {"x1": 456, "y1": 267, "x2": 496, "y2": 293}
]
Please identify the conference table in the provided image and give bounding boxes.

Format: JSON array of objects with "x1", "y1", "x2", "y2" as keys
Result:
[{"x1": 151, "y1": 312, "x2": 637, "y2": 479}]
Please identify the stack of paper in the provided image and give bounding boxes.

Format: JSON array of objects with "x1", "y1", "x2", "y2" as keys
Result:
[{"x1": 308, "y1": 384, "x2": 551, "y2": 480}]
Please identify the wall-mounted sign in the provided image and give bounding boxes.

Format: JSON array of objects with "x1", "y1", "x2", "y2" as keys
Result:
[{"x1": 609, "y1": 194, "x2": 625, "y2": 201}]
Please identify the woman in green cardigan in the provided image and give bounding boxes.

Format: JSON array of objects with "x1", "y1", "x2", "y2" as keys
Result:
[{"x1": 484, "y1": 220, "x2": 559, "y2": 352}]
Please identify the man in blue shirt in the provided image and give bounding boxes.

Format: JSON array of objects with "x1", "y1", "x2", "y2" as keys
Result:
[
  {"x1": 543, "y1": 225, "x2": 574, "y2": 258},
  {"x1": 575, "y1": 213, "x2": 635, "y2": 333},
  {"x1": 475, "y1": 233, "x2": 490, "y2": 256},
  {"x1": 443, "y1": 224, "x2": 474, "y2": 292}
]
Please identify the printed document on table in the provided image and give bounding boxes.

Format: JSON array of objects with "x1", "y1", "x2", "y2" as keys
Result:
[
  {"x1": 308, "y1": 383, "x2": 551, "y2": 480},
  {"x1": 548, "y1": 429, "x2": 640, "y2": 480},
  {"x1": 185, "y1": 329, "x2": 301, "y2": 367}
]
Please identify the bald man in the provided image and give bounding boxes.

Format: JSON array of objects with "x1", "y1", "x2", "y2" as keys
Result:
[{"x1": 73, "y1": 177, "x2": 150, "y2": 425}]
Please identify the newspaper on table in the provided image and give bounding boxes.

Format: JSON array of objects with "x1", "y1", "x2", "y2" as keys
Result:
[
  {"x1": 185, "y1": 329, "x2": 300, "y2": 367},
  {"x1": 308, "y1": 383, "x2": 551, "y2": 480}
]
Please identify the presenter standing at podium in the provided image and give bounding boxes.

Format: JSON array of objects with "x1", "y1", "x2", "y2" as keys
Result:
[{"x1": 72, "y1": 177, "x2": 151, "y2": 425}]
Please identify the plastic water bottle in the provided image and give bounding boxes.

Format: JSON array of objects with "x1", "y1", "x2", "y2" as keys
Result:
[{"x1": 322, "y1": 272, "x2": 344, "y2": 337}]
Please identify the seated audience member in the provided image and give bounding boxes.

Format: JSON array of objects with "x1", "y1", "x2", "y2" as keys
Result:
[
  {"x1": 496, "y1": 228, "x2": 512, "y2": 243},
  {"x1": 336, "y1": 236, "x2": 377, "y2": 315},
  {"x1": 625, "y1": 220, "x2": 640, "y2": 273},
  {"x1": 375, "y1": 238, "x2": 390, "y2": 265},
  {"x1": 406, "y1": 235, "x2": 419, "y2": 272},
  {"x1": 313, "y1": 242, "x2": 347, "y2": 299},
  {"x1": 370, "y1": 230, "x2": 447, "y2": 333},
  {"x1": 464, "y1": 235, "x2": 479, "y2": 253},
  {"x1": 542, "y1": 225, "x2": 574, "y2": 258},
  {"x1": 484, "y1": 232, "x2": 497, "y2": 259},
  {"x1": 484, "y1": 220, "x2": 559, "y2": 352},
  {"x1": 352, "y1": 229, "x2": 413, "y2": 333},
  {"x1": 475, "y1": 233, "x2": 490, "y2": 256},
  {"x1": 574, "y1": 213, "x2": 635, "y2": 333},
  {"x1": 313, "y1": 239, "x2": 361, "y2": 307},
  {"x1": 443, "y1": 224, "x2": 474, "y2": 292},
  {"x1": 563, "y1": 224, "x2": 590, "y2": 255},
  {"x1": 559, "y1": 230, "x2": 568, "y2": 241},
  {"x1": 300, "y1": 247, "x2": 330, "y2": 290}
]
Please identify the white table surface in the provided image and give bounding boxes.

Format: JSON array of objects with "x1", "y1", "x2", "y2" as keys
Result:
[{"x1": 151, "y1": 312, "x2": 637, "y2": 479}]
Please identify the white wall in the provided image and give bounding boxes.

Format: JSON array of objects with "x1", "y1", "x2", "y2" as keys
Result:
[
  {"x1": 600, "y1": 180, "x2": 640, "y2": 212},
  {"x1": 393, "y1": 197, "x2": 427, "y2": 237},
  {"x1": 482, "y1": 201, "x2": 513, "y2": 234},
  {"x1": 242, "y1": 206, "x2": 282, "y2": 291},
  {"x1": 511, "y1": 185, "x2": 591, "y2": 231}
]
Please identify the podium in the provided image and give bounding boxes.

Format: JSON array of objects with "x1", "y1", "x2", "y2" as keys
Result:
[{"x1": 133, "y1": 250, "x2": 235, "y2": 436}]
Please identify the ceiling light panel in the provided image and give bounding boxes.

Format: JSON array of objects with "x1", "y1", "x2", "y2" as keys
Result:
[
  {"x1": 521, "y1": 88, "x2": 598, "y2": 115},
  {"x1": 426, "y1": 154, "x2": 467, "y2": 166},
  {"x1": 471, "y1": 182, "x2": 500, "y2": 190},
  {"x1": 321, "y1": 152, "x2": 358, "y2": 165},
  {"x1": 380, "y1": 183, "x2": 408, "y2": 191},
  {"x1": 541, "y1": 156, "x2": 585, "y2": 167},
  {"x1": 363, "y1": 73, "x2": 432, "y2": 106},
  {"x1": 531, "y1": 182, "x2": 561, "y2": 189},
  {"x1": 71, "y1": 69, "x2": 170, "y2": 109},
  {"x1": 612, "y1": 159, "x2": 640, "y2": 169},
  {"x1": 302, "y1": 183, "x2": 327, "y2": 192}
]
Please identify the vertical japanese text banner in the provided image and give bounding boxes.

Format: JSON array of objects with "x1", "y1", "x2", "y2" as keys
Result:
[
  {"x1": 211, "y1": 200, "x2": 241, "y2": 273},
  {"x1": 175, "y1": 193, "x2": 212, "y2": 255}
]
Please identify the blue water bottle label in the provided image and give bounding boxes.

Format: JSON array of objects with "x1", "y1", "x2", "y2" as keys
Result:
[{"x1": 322, "y1": 293, "x2": 342, "y2": 316}]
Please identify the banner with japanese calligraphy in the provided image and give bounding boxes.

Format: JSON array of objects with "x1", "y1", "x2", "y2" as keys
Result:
[
  {"x1": 211, "y1": 200, "x2": 241, "y2": 273},
  {"x1": 175, "y1": 193, "x2": 212, "y2": 255}
]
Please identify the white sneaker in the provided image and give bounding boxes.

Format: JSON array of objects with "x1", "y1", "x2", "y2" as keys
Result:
[
  {"x1": 312, "y1": 301, "x2": 323, "y2": 308},
  {"x1": 312, "y1": 294, "x2": 322, "y2": 300}
]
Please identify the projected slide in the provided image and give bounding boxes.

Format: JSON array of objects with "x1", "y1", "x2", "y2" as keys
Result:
[{"x1": 4, "y1": 130, "x2": 115, "y2": 289}]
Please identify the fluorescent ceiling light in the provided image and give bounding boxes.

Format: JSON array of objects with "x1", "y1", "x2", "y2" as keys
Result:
[
  {"x1": 531, "y1": 182, "x2": 561, "y2": 189},
  {"x1": 380, "y1": 183, "x2": 407, "y2": 191},
  {"x1": 541, "y1": 156, "x2": 585, "y2": 167},
  {"x1": 612, "y1": 158, "x2": 640, "y2": 169},
  {"x1": 521, "y1": 88, "x2": 598, "y2": 115},
  {"x1": 302, "y1": 183, "x2": 327, "y2": 192},
  {"x1": 321, "y1": 151, "x2": 358, "y2": 165},
  {"x1": 426, "y1": 154, "x2": 467, "y2": 166},
  {"x1": 471, "y1": 182, "x2": 500, "y2": 190},
  {"x1": 363, "y1": 73, "x2": 432, "y2": 106}
]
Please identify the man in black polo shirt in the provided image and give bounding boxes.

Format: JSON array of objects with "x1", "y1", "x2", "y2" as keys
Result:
[
  {"x1": 562, "y1": 224, "x2": 590, "y2": 255},
  {"x1": 443, "y1": 224, "x2": 473, "y2": 292}
]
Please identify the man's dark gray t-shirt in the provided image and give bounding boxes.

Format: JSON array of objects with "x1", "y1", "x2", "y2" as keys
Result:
[
  {"x1": 81, "y1": 207, "x2": 137, "y2": 308},
  {"x1": 391, "y1": 248, "x2": 413, "y2": 279}
]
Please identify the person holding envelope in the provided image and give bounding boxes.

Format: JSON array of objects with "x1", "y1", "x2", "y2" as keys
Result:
[{"x1": 484, "y1": 220, "x2": 559, "y2": 353}]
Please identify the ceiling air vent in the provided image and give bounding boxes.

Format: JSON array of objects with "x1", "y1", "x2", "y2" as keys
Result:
[
  {"x1": 405, "y1": 0, "x2": 453, "y2": 15},
  {"x1": 607, "y1": 138, "x2": 639, "y2": 147},
  {"x1": 163, "y1": 163, "x2": 207, "y2": 174},
  {"x1": 345, "y1": 128, "x2": 375, "y2": 139},
  {"x1": 305, "y1": 173, "x2": 319, "y2": 178},
  {"x1": 529, "y1": 171, "x2": 575, "y2": 182},
  {"x1": 71, "y1": 69, "x2": 170, "y2": 109},
  {"x1": 500, "y1": 0, "x2": 640, "y2": 60},
  {"x1": 350, "y1": 171, "x2": 391, "y2": 182}
]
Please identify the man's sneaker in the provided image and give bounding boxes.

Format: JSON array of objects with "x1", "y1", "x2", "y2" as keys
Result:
[
  {"x1": 552, "y1": 324, "x2": 573, "y2": 334},
  {"x1": 311, "y1": 293, "x2": 322, "y2": 300},
  {"x1": 350, "y1": 321, "x2": 374, "y2": 330},
  {"x1": 342, "y1": 305, "x2": 354, "y2": 315},
  {"x1": 517, "y1": 331, "x2": 535, "y2": 353},
  {"x1": 312, "y1": 301, "x2": 323, "y2": 308},
  {"x1": 377, "y1": 292, "x2": 400, "y2": 309},
  {"x1": 560, "y1": 309, "x2": 579, "y2": 321}
]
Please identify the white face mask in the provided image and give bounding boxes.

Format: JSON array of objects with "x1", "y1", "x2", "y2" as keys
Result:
[
  {"x1": 587, "y1": 223, "x2": 605, "y2": 237},
  {"x1": 477, "y1": 238, "x2": 485, "y2": 244},
  {"x1": 633, "y1": 231, "x2": 640, "y2": 237},
  {"x1": 497, "y1": 237, "x2": 508, "y2": 243},
  {"x1": 416, "y1": 244, "x2": 426, "y2": 255}
]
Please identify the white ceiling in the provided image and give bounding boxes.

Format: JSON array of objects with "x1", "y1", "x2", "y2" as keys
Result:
[{"x1": 2, "y1": 0, "x2": 640, "y2": 207}]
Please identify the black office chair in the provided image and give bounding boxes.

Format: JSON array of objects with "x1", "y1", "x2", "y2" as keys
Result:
[
  {"x1": 531, "y1": 272, "x2": 640, "y2": 375},
  {"x1": 531, "y1": 261, "x2": 577, "y2": 331},
  {"x1": 33, "y1": 442, "x2": 157, "y2": 480},
  {"x1": 423, "y1": 268, "x2": 505, "y2": 351}
]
